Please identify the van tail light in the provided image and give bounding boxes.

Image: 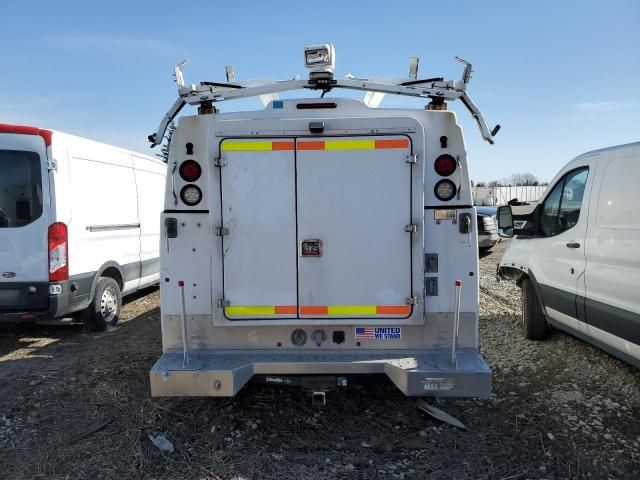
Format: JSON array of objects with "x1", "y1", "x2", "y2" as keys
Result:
[{"x1": 48, "y1": 222, "x2": 68, "y2": 282}]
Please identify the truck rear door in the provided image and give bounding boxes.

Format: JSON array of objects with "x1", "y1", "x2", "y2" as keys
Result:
[
  {"x1": 220, "y1": 139, "x2": 298, "y2": 319},
  {"x1": 219, "y1": 135, "x2": 414, "y2": 320},
  {"x1": 296, "y1": 136, "x2": 413, "y2": 318}
]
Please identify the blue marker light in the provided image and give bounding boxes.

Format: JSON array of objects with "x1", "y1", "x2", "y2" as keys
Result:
[{"x1": 273, "y1": 101, "x2": 284, "y2": 109}]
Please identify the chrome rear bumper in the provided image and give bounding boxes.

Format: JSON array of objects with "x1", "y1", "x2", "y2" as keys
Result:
[{"x1": 150, "y1": 349, "x2": 491, "y2": 398}]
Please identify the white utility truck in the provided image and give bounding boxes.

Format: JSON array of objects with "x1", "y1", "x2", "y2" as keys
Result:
[
  {"x1": 0, "y1": 125, "x2": 165, "y2": 331},
  {"x1": 148, "y1": 44, "x2": 500, "y2": 401}
]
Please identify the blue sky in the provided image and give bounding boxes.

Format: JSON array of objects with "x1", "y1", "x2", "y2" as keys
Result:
[{"x1": 1, "y1": 0, "x2": 638, "y2": 182}]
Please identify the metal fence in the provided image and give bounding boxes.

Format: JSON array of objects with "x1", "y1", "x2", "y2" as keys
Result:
[{"x1": 473, "y1": 186, "x2": 548, "y2": 206}]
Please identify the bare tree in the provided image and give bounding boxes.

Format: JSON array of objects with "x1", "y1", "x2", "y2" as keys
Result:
[
  {"x1": 504, "y1": 173, "x2": 539, "y2": 186},
  {"x1": 487, "y1": 180, "x2": 503, "y2": 187},
  {"x1": 475, "y1": 181, "x2": 486, "y2": 187}
]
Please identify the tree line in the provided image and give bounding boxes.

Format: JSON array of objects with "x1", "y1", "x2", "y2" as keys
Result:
[{"x1": 473, "y1": 173, "x2": 548, "y2": 188}]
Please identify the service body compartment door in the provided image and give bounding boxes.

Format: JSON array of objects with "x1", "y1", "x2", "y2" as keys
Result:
[
  {"x1": 220, "y1": 139, "x2": 297, "y2": 319},
  {"x1": 296, "y1": 136, "x2": 413, "y2": 318}
]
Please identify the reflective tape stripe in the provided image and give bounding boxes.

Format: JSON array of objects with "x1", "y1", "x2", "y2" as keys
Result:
[
  {"x1": 221, "y1": 141, "x2": 294, "y2": 151},
  {"x1": 325, "y1": 139, "x2": 375, "y2": 150},
  {"x1": 222, "y1": 139, "x2": 408, "y2": 152},
  {"x1": 297, "y1": 138, "x2": 409, "y2": 151},
  {"x1": 226, "y1": 306, "x2": 274, "y2": 316},
  {"x1": 297, "y1": 140, "x2": 324, "y2": 150},
  {"x1": 301, "y1": 305, "x2": 410, "y2": 316},
  {"x1": 327, "y1": 305, "x2": 377, "y2": 315},
  {"x1": 225, "y1": 305, "x2": 296, "y2": 316},
  {"x1": 376, "y1": 305, "x2": 411, "y2": 315},
  {"x1": 225, "y1": 305, "x2": 410, "y2": 316},
  {"x1": 274, "y1": 305, "x2": 297, "y2": 314},
  {"x1": 272, "y1": 141, "x2": 295, "y2": 151},
  {"x1": 375, "y1": 139, "x2": 409, "y2": 149},
  {"x1": 299, "y1": 306, "x2": 328, "y2": 315}
]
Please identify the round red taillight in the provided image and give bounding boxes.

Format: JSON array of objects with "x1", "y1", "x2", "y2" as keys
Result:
[
  {"x1": 434, "y1": 154, "x2": 457, "y2": 176},
  {"x1": 179, "y1": 160, "x2": 201, "y2": 182}
]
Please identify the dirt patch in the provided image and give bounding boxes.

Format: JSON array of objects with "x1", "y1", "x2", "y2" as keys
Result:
[{"x1": 1, "y1": 245, "x2": 639, "y2": 479}]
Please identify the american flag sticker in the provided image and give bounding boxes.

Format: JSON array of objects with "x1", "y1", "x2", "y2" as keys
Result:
[{"x1": 355, "y1": 327, "x2": 401, "y2": 340}]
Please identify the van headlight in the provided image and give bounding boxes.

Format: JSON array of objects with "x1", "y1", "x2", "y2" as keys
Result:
[
  {"x1": 180, "y1": 185, "x2": 202, "y2": 206},
  {"x1": 434, "y1": 180, "x2": 456, "y2": 201}
]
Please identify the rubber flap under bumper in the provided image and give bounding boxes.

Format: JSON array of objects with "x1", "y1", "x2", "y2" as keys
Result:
[{"x1": 149, "y1": 349, "x2": 491, "y2": 398}]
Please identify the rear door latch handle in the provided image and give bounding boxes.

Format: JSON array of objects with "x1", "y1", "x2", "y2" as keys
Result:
[{"x1": 566, "y1": 242, "x2": 580, "y2": 248}]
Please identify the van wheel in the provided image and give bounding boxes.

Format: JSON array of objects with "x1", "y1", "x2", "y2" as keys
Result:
[
  {"x1": 521, "y1": 278, "x2": 549, "y2": 340},
  {"x1": 83, "y1": 277, "x2": 122, "y2": 332}
]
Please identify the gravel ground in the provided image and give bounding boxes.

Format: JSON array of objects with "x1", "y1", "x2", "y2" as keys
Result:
[{"x1": 1, "y1": 241, "x2": 639, "y2": 479}]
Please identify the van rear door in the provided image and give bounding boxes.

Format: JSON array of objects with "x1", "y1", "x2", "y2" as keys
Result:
[{"x1": 0, "y1": 131, "x2": 51, "y2": 311}]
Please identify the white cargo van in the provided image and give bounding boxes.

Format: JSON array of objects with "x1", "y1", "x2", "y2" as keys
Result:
[
  {"x1": 147, "y1": 44, "x2": 500, "y2": 400},
  {"x1": 497, "y1": 142, "x2": 640, "y2": 367},
  {"x1": 0, "y1": 124, "x2": 166, "y2": 331}
]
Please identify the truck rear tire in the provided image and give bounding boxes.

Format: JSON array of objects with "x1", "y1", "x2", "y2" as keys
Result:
[
  {"x1": 521, "y1": 277, "x2": 549, "y2": 340},
  {"x1": 83, "y1": 277, "x2": 122, "y2": 332}
]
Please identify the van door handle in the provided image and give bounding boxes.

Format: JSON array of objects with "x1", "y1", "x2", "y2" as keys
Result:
[{"x1": 566, "y1": 242, "x2": 580, "y2": 248}]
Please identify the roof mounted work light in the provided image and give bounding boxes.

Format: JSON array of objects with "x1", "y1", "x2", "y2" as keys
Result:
[{"x1": 304, "y1": 44, "x2": 335, "y2": 76}]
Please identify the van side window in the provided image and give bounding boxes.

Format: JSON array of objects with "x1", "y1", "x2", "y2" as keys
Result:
[{"x1": 540, "y1": 167, "x2": 588, "y2": 237}]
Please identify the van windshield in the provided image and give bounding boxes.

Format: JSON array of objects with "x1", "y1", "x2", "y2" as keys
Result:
[{"x1": 0, "y1": 150, "x2": 43, "y2": 228}]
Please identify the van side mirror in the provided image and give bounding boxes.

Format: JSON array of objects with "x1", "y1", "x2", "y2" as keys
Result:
[{"x1": 497, "y1": 206, "x2": 514, "y2": 238}]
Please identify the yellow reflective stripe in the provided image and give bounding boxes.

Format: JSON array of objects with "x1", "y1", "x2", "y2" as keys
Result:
[
  {"x1": 226, "y1": 305, "x2": 406, "y2": 316},
  {"x1": 226, "y1": 306, "x2": 275, "y2": 316},
  {"x1": 221, "y1": 141, "x2": 273, "y2": 151},
  {"x1": 327, "y1": 305, "x2": 377, "y2": 315},
  {"x1": 324, "y1": 139, "x2": 375, "y2": 150}
]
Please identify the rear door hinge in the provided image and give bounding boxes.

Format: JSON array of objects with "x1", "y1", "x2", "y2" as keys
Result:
[
  {"x1": 216, "y1": 227, "x2": 229, "y2": 236},
  {"x1": 217, "y1": 299, "x2": 230, "y2": 308},
  {"x1": 406, "y1": 154, "x2": 418, "y2": 164},
  {"x1": 214, "y1": 157, "x2": 226, "y2": 167},
  {"x1": 47, "y1": 159, "x2": 57, "y2": 171},
  {"x1": 404, "y1": 224, "x2": 417, "y2": 233},
  {"x1": 405, "y1": 296, "x2": 419, "y2": 305}
]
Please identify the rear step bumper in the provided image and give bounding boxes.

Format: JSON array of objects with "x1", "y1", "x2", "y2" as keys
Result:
[{"x1": 149, "y1": 349, "x2": 491, "y2": 398}]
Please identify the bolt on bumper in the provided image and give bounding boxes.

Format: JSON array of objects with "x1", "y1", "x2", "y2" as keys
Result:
[{"x1": 149, "y1": 349, "x2": 491, "y2": 398}]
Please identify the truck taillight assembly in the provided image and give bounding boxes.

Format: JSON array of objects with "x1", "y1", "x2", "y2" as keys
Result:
[
  {"x1": 48, "y1": 222, "x2": 68, "y2": 282},
  {"x1": 180, "y1": 185, "x2": 202, "y2": 206},
  {"x1": 434, "y1": 154, "x2": 457, "y2": 176},
  {"x1": 434, "y1": 180, "x2": 457, "y2": 201},
  {"x1": 179, "y1": 160, "x2": 201, "y2": 182}
]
